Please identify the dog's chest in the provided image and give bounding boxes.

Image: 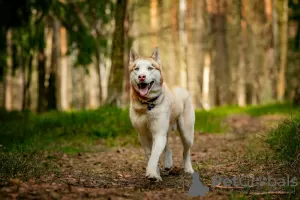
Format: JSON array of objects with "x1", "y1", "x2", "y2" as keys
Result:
[{"x1": 130, "y1": 107, "x2": 167, "y2": 134}]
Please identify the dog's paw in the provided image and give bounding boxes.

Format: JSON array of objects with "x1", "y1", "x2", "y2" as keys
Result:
[
  {"x1": 146, "y1": 170, "x2": 162, "y2": 182},
  {"x1": 184, "y1": 166, "x2": 194, "y2": 174},
  {"x1": 164, "y1": 162, "x2": 173, "y2": 170},
  {"x1": 164, "y1": 167, "x2": 172, "y2": 171}
]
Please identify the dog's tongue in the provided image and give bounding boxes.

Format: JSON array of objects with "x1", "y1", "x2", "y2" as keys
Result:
[{"x1": 139, "y1": 87, "x2": 149, "y2": 97}]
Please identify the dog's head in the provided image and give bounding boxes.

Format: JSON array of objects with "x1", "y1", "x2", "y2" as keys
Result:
[{"x1": 129, "y1": 47, "x2": 163, "y2": 99}]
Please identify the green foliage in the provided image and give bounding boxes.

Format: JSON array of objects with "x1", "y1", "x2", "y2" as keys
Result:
[
  {"x1": 195, "y1": 103, "x2": 300, "y2": 133},
  {"x1": 1, "y1": 103, "x2": 299, "y2": 153},
  {"x1": 266, "y1": 116, "x2": 300, "y2": 162},
  {"x1": 0, "y1": 106, "x2": 134, "y2": 152}
]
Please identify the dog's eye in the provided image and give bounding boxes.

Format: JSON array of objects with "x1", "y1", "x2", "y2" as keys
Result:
[
  {"x1": 134, "y1": 67, "x2": 139, "y2": 71},
  {"x1": 148, "y1": 66, "x2": 154, "y2": 70}
]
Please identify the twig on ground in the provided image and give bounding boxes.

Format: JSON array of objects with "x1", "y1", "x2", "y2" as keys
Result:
[
  {"x1": 207, "y1": 184, "x2": 249, "y2": 189},
  {"x1": 250, "y1": 191, "x2": 293, "y2": 195}
]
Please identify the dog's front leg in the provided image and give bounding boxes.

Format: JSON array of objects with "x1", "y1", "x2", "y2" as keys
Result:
[{"x1": 146, "y1": 118, "x2": 169, "y2": 182}]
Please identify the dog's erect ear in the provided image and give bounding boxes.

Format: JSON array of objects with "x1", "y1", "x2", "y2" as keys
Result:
[
  {"x1": 151, "y1": 47, "x2": 160, "y2": 64},
  {"x1": 129, "y1": 48, "x2": 139, "y2": 64}
]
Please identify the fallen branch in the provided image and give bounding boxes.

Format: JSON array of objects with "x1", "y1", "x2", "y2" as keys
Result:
[
  {"x1": 207, "y1": 184, "x2": 252, "y2": 190},
  {"x1": 251, "y1": 191, "x2": 293, "y2": 195}
]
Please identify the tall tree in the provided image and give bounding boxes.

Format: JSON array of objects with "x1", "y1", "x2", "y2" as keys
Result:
[
  {"x1": 209, "y1": 0, "x2": 230, "y2": 105},
  {"x1": 150, "y1": 0, "x2": 158, "y2": 46},
  {"x1": 107, "y1": 0, "x2": 128, "y2": 106},
  {"x1": 48, "y1": 18, "x2": 60, "y2": 110},
  {"x1": 277, "y1": 0, "x2": 288, "y2": 101},
  {"x1": 37, "y1": 24, "x2": 47, "y2": 112},
  {"x1": 5, "y1": 29, "x2": 12, "y2": 110},
  {"x1": 179, "y1": 0, "x2": 188, "y2": 89},
  {"x1": 59, "y1": 24, "x2": 69, "y2": 110}
]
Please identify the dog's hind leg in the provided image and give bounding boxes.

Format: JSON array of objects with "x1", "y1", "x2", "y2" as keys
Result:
[
  {"x1": 177, "y1": 99, "x2": 195, "y2": 174},
  {"x1": 164, "y1": 131, "x2": 173, "y2": 170}
]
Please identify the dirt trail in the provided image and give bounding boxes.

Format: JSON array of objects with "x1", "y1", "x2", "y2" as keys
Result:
[{"x1": 1, "y1": 114, "x2": 298, "y2": 200}]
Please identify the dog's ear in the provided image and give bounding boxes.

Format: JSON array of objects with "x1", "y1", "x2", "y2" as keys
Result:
[
  {"x1": 129, "y1": 48, "x2": 139, "y2": 64},
  {"x1": 151, "y1": 47, "x2": 160, "y2": 64}
]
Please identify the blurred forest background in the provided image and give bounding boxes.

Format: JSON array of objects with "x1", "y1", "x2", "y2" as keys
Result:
[{"x1": 0, "y1": 0, "x2": 300, "y2": 112}]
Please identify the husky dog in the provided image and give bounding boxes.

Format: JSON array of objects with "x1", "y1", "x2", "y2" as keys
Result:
[{"x1": 129, "y1": 47, "x2": 195, "y2": 182}]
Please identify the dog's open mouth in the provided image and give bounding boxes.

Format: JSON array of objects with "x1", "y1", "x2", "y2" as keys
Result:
[{"x1": 138, "y1": 81, "x2": 154, "y2": 97}]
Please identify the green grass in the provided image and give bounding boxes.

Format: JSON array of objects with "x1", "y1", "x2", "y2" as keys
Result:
[
  {"x1": 1, "y1": 102, "x2": 299, "y2": 153},
  {"x1": 0, "y1": 102, "x2": 299, "y2": 182},
  {"x1": 195, "y1": 102, "x2": 300, "y2": 133},
  {"x1": 0, "y1": 106, "x2": 135, "y2": 153},
  {"x1": 266, "y1": 115, "x2": 300, "y2": 162}
]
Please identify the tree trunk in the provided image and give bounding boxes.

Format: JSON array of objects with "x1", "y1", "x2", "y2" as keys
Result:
[
  {"x1": 37, "y1": 26, "x2": 47, "y2": 113},
  {"x1": 0, "y1": 27, "x2": 6, "y2": 108},
  {"x1": 95, "y1": 52, "x2": 102, "y2": 106},
  {"x1": 272, "y1": 0, "x2": 279, "y2": 98},
  {"x1": 22, "y1": 54, "x2": 33, "y2": 110},
  {"x1": 59, "y1": 26, "x2": 69, "y2": 110},
  {"x1": 202, "y1": 51, "x2": 212, "y2": 110},
  {"x1": 5, "y1": 29, "x2": 12, "y2": 111},
  {"x1": 277, "y1": 0, "x2": 288, "y2": 101},
  {"x1": 179, "y1": 0, "x2": 188, "y2": 89},
  {"x1": 210, "y1": 0, "x2": 230, "y2": 106},
  {"x1": 107, "y1": 0, "x2": 127, "y2": 106},
  {"x1": 171, "y1": 0, "x2": 181, "y2": 86},
  {"x1": 122, "y1": 7, "x2": 132, "y2": 107},
  {"x1": 48, "y1": 19, "x2": 60, "y2": 110},
  {"x1": 235, "y1": 0, "x2": 246, "y2": 106},
  {"x1": 150, "y1": 0, "x2": 158, "y2": 47}
]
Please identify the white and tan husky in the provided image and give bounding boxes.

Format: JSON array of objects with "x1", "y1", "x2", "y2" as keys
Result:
[{"x1": 129, "y1": 47, "x2": 195, "y2": 182}]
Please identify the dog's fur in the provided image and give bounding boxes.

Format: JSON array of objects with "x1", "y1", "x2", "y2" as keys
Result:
[{"x1": 129, "y1": 47, "x2": 195, "y2": 181}]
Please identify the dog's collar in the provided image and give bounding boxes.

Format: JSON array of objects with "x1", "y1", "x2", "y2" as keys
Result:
[{"x1": 139, "y1": 95, "x2": 160, "y2": 111}]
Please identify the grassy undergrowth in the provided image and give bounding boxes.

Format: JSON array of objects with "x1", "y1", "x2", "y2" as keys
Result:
[
  {"x1": 0, "y1": 103, "x2": 299, "y2": 153},
  {"x1": 267, "y1": 115, "x2": 300, "y2": 162},
  {"x1": 0, "y1": 103, "x2": 299, "y2": 181},
  {"x1": 195, "y1": 102, "x2": 300, "y2": 132},
  {"x1": 0, "y1": 106, "x2": 134, "y2": 153}
]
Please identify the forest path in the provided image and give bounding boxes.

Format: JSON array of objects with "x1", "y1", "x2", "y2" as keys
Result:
[{"x1": 1, "y1": 114, "x2": 296, "y2": 200}]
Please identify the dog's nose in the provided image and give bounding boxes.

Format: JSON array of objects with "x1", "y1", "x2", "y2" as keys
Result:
[{"x1": 138, "y1": 74, "x2": 146, "y2": 82}]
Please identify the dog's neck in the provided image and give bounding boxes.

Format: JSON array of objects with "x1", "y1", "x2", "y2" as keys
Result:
[{"x1": 130, "y1": 85, "x2": 164, "y2": 111}]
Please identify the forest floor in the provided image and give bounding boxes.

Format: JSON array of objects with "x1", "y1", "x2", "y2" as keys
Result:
[{"x1": 0, "y1": 114, "x2": 299, "y2": 200}]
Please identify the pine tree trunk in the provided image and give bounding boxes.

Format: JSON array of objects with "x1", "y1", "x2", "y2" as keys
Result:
[
  {"x1": 150, "y1": 0, "x2": 158, "y2": 46},
  {"x1": 37, "y1": 26, "x2": 47, "y2": 113},
  {"x1": 277, "y1": 0, "x2": 288, "y2": 101},
  {"x1": 171, "y1": 0, "x2": 181, "y2": 86},
  {"x1": 0, "y1": 27, "x2": 6, "y2": 108},
  {"x1": 5, "y1": 29, "x2": 12, "y2": 110},
  {"x1": 179, "y1": 0, "x2": 188, "y2": 89},
  {"x1": 272, "y1": 0, "x2": 279, "y2": 98},
  {"x1": 59, "y1": 26, "x2": 69, "y2": 110},
  {"x1": 210, "y1": 0, "x2": 230, "y2": 106},
  {"x1": 202, "y1": 51, "x2": 212, "y2": 109},
  {"x1": 236, "y1": 0, "x2": 246, "y2": 106},
  {"x1": 48, "y1": 19, "x2": 60, "y2": 110},
  {"x1": 95, "y1": 51, "x2": 102, "y2": 106},
  {"x1": 122, "y1": 8, "x2": 131, "y2": 107},
  {"x1": 107, "y1": 0, "x2": 127, "y2": 106},
  {"x1": 22, "y1": 54, "x2": 33, "y2": 110}
]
